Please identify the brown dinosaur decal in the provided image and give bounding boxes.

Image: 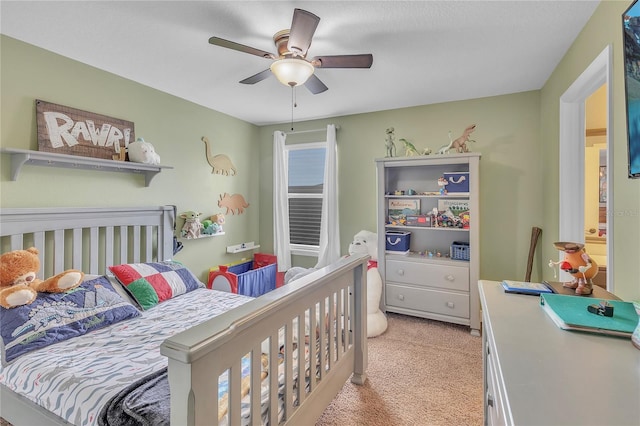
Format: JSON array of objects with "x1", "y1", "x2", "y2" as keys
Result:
[
  {"x1": 201, "y1": 136, "x2": 237, "y2": 176},
  {"x1": 218, "y1": 193, "x2": 249, "y2": 215}
]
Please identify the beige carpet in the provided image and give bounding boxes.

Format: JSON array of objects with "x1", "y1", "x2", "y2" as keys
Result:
[{"x1": 316, "y1": 313, "x2": 483, "y2": 426}]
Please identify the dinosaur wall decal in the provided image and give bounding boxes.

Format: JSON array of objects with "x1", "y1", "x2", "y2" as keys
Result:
[{"x1": 201, "y1": 136, "x2": 237, "y2": 176}]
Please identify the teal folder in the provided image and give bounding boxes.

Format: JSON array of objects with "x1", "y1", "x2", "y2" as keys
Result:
[{"x1": 540, "y1": 293, "x2": 639, "y2": 337}]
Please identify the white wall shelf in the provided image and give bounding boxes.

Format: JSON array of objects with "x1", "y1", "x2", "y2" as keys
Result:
[
  {"x1": 1, "y1": 148, "x2": 173, "y2": 187},
  {"x1": 181, "y1": 232, "x2": 225, "y2": 240},
  {"x1": 226, "y1": 242, "x2": 260, "y2": 254}
]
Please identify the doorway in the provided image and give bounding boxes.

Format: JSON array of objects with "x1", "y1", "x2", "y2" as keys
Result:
[
  {"x1": 584, "y1": 85, "x2": 608, "y2": 288},
  {"x1": 559, "y1": 45, "x2": 613, "y2": 292}
]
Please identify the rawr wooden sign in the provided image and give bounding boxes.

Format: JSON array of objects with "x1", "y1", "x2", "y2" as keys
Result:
[{"x1": 36, "y1": 100, "x2": 135, "y2": 160}]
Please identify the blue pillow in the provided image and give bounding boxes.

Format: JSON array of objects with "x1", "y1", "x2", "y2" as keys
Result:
[{"x1": 0, "y1": 275, "x2": 140, "y2": 365}]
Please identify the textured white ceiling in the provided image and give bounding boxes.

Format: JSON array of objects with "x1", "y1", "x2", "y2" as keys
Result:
[{"x1": 1, "y1": 1, "x2": 600, "y2": 126}]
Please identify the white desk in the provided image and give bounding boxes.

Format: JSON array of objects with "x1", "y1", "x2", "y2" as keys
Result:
[{"x1": 479, "y1": 280, "x2": 640, "y2": 426}]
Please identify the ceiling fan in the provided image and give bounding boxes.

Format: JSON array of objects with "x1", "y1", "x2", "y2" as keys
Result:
[{"x1": 208, "y1": 8, "x2": 373, "y2": 94}]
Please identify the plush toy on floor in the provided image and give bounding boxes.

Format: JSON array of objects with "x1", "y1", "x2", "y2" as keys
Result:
[
  {"x1": 0, "y1": 247, "x2": 84, "y2": 309},
  {"x1": 348, "y1": 230, "x2": 388, "y2": 337}
]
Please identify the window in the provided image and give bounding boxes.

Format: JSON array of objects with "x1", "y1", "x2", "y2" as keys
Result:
[{"x1": 286, "y1": 142, "x2": 326, "y2": 255}]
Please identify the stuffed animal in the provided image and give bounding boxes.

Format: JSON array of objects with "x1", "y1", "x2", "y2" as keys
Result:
[
  {"x1": 180, "y1": 211, "x2": 203, "y2": 239},
  {"x1": 0, "y1": 247, "x2": 84, "y2": 309},
  {"x1": 348, "y1": 230, "x2": 388, "y2": 337},
  {"x1": 210, "y1": 213, "x2": 225, "y2": 233},
  {"x1": 201, "y1": 219, "x2": 215, "y2": 235},
  {"x1": 128, "y1": 137, "x2": 161, "y2": 165}
]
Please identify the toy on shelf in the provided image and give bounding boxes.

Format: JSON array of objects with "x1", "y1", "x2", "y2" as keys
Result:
[
  {"x1": 438, "y1": 177, "x2": 448, "y2": 194},
  {"x1": 180, "y1": 211, "x2": 203, "y2": 239},
  {"x1": 385, "y1": 127, "x2": 396, "y2": 157},
  {"x1": 548, "y1": 241, "x2": 598, "y2": 295},
  {"x1": 399, "y1": 138, "x2": 431, "y2": 156},
  {"x1": 437, "y1": 124, "x2": 477, "y2": 154},
  {"x1": 128, "y1": 137, "x2": 161, "y2": 165},
  {"x1": 202, "y1": 213, "x2": 225, "y2": 235}
]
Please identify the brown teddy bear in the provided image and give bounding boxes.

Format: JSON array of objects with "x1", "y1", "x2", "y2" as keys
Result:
[{"x1": 0, "y1": 247, "x2": 85, "y2": 309}]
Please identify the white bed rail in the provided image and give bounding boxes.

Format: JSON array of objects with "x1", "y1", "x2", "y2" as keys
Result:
[
  {"x1": 0, "y1": 206, "x2": 174, "y2": 278},
  {"x1": 161, "y1": 253, "x2": 369, "y2": 426}
]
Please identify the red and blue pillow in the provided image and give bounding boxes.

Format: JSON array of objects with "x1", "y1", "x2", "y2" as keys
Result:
[{"x1": 109, "y1": 261, "x2": 204, "y2": 310}]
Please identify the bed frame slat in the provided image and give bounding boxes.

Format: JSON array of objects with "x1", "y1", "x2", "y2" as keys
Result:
[
  {"x1": 309, "y1": 304, "x2": 318, "y2": 391},
  {"x1": 119, "y1": 226, "x2": 128, "y2": 265},
  {"x1": 268, "y1": 335, "x2": 279, "y2": 426},
  {"x1": 33, "y1": 232, "x2": 45, "y2": 277},
  {"x1": 53, "y1": 229, "x2": 64, "y2": 274},
  {"x1": 318, "y1": 297, "x2": 327, "y2": 381},
  {"x1": 229, "y1": 358, "x2": 242, "y2": 423},
  {"x1": 296, "y1": 309, "x2": 306, "y2": 407},
  {"x1": 249, "y1": 345, "x2": 262, "y2": 426},
  {"x1": 105, "y1": 226, "x2": 115, "y2": 268}
]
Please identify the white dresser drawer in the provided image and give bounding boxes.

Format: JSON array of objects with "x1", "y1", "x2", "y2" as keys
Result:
[
  {"x1": 386, "y1": 260, "x2": 469, "y2": 291},
  {"x1": 386, "y1": 283, "x2": 469, "y2": 318},
  {"x1": 485, "y1": 340, "x2": 507, "y2": 426}
]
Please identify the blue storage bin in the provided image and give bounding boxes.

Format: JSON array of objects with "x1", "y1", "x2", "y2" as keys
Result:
[
  {"x1": 443, "y1": 172, "x2": 470, "y2": 193},
  {"x1": 450, "y1": 241, "x2": 470, "y2": 261},
  {"x1": 386, "y1": 231, "x2": 411, "y2": 252}
]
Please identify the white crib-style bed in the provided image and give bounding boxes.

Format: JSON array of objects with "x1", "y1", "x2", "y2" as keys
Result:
[{"x1": 0, "y1": 206, "x2": 368, "y2": 426}]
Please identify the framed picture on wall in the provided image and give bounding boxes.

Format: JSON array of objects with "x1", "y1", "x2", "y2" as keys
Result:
[{"x1": 622, "y1": 0, "x2": 640, "y2": 178}]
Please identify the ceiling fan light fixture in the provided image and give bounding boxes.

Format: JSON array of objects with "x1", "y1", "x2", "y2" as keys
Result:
[{"x1": 270, "y1": 58, "x2": 314, "y2": 87}]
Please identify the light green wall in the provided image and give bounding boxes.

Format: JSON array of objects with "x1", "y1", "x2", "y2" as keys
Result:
[
  {"x1": 259, "y1": 92, "x2": 544, "y2": 281},
  {"x1": 540, "y1": 0, "x2": 639, "y2": 301},
  {"x1": 3, "y1": 0, "x2": 639, "y2": 301},
  {"x1": 0, "y1": 35, "x2": 261, "y2": 284}
]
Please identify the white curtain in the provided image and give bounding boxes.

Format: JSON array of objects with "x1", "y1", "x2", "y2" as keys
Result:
[
  {"x1": 273, "y1": 131, "x2": 291, "y2": 271},
  {"x1": 315, "y1": 124, "x2": 340, "y2": 268}
]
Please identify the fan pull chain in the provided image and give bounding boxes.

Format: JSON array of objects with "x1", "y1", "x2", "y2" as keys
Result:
[{"x1": 290, "y1": 85, "x2": 298, "y2": 131}]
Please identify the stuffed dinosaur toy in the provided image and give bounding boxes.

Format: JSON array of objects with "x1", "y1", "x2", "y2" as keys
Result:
[{"x1": 0, "y1": 247, "x2": 84, "y2": 309}]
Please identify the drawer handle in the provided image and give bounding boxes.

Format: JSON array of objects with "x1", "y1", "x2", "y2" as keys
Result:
[
  {"x1": 445, "y1": 274, "x2": 455, "y2": 281},
  {"x1": 446, "y1": 301, "x2": 455, "y2": 309},
  {"x1": 398, "y1": 294, "x2": 405, "y2": 301},
  {"x1": 397, "y1": 269, "x2": 405, "y2": 276}
]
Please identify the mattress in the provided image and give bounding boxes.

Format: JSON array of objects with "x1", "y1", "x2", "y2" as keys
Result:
[{"x1": 0, "y1": 287, "x2": 252, "y2": 426}]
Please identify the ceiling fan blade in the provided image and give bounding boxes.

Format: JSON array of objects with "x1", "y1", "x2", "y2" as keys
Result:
[
  {"x1": 311, "y1": 54, "x2": 373, "y2": 68},
  {"x1": 239, "y1": 69, "x2": 272, "y2": 85},
  {"x1": 304, "y1": 74, "x2": 328, "y2": 94},
  {"x1": 287, "y1": 8, "x2": 320, "y2": 56},
  {"x1": 209, "y1": 36, "x2": 275, "y2": 59}
]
